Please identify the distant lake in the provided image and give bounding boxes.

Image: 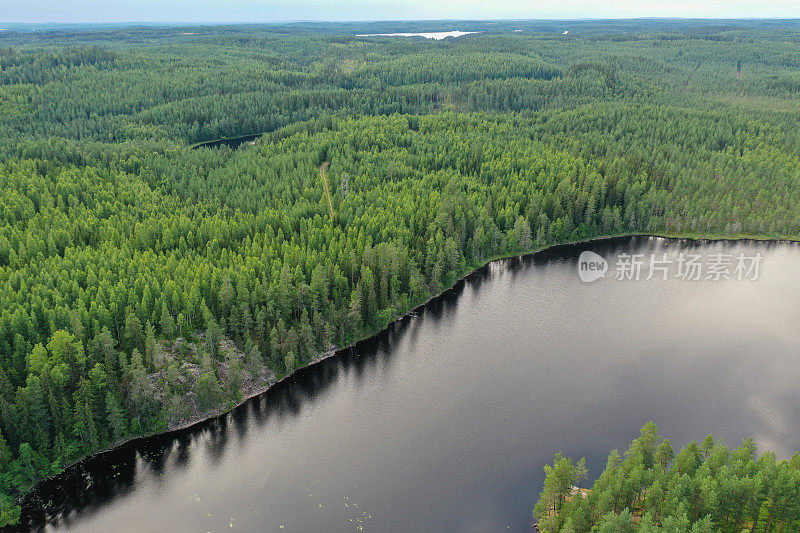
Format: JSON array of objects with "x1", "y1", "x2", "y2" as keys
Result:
[
  {"x1": 355, "y1": 31, "x2": 480, "y2": 39},
  {"x1": 190, "y1": 134, "x2": 260, "y2": 150},
  {"x1": 21, "y1": 237, "x2": 800, "y2": 532}
]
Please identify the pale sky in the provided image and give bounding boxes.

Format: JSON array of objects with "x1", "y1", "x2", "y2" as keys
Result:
[{"x1": 3, "y1": 0, "x2": 800, "y2": 24}]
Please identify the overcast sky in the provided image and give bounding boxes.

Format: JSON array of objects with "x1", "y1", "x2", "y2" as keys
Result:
[{"x1": 3, "y1": 0, "x2": 800, "y2": 24}]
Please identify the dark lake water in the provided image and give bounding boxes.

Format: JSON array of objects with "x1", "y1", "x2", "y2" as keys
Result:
[
  {"x1": 20, "y1": 236, "x2": 800, "y2": 532},
  {"x1": 191, "y1": 134, "x2": 261, "y2": 150}
]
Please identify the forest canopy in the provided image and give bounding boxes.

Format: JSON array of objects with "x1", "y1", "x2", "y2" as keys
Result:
[{"x1": 534, "y1": 423, "x2": 800, "y2": 532}]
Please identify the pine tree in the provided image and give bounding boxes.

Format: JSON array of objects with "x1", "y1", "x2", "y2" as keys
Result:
[
  {"x1": 206, "y1": 319, "x2": 222, "y2": 360},
  {"x1": 195, "y1": 372, "x2": 222, "y2": 412},
  {"x1": 574, "y1": 457, "x2": 588, "y2": 490},
  {"x1": 160, "y1": 302, "x2": 176, "y2": 341},
  {"x1": 105, "y1": 392, "x2": 128, "y2": 442},
  {"x1": 73, "y1": 400, "x2": 99, "y2": 452}
]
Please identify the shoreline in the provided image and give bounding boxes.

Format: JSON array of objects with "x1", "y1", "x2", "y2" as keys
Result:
[{"x1": 19, "y1": 231, "x2": 800, "y2": 507}]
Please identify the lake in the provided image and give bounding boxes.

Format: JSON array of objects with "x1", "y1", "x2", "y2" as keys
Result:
[
  {"x1": 355, "y1": 31, "x2": 480, "y2": 39},
  {"x1": 21, "y1": 236, "x2": 800, "y2": 532},
  {"x1": 190, "y1": 134, "x2": 261, "y2": 150}
]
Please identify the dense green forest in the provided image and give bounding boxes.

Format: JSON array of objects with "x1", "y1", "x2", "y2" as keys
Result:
[
  {"x1": 1, "y1": 19, "x2": 800, "y2": 526},
  {"x1": 534, "y1": 423, "x2": 800, "y2": 532}
]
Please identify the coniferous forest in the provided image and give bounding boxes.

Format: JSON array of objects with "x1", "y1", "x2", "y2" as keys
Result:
[
  {"x1": 535, "y1": 423, "x2": 800, "y2": 532},
  {"x1": 1, "y1": 19, "x2": 800, "y2": 527}
]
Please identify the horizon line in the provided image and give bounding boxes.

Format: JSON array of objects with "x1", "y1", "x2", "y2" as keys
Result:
[{"x1": 4, "y1": 16, "x2": 800, "y2": 26}]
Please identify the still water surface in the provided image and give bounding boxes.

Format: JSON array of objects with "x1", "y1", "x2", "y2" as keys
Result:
[
  {"x1": 354, "y1": 31, "x2": 480, "y2": 39},
  {"x1": 22, "y1": 237, "x2": 800, "y2": 532}
]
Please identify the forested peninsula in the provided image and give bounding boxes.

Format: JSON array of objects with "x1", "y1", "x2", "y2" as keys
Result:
[
  {"x1": 535, "y1": 423, "x2": 800, "y2": 532},
  {"x1": 1, "y1": 20, "x2": 800, "y2": 526}
]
